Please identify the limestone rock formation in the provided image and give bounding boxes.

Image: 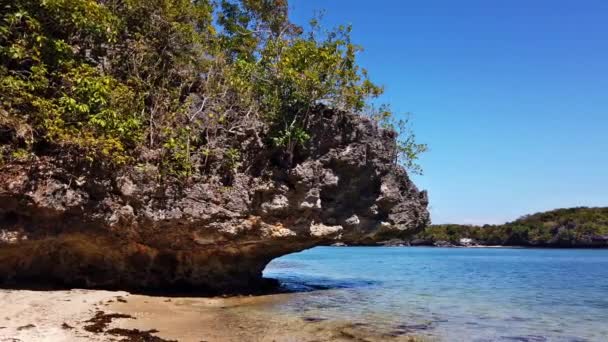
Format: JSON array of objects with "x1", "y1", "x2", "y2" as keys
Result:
[{"x1": 0, "y1": 109, "x2": 429, "y2": 293}]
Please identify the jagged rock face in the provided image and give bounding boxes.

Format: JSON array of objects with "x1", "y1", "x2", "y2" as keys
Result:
[{"x1": 0, "y1": 110, "x2": 429, "y2": 293}]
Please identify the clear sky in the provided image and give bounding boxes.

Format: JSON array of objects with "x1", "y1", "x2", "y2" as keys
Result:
[{"x1": 290, "y1": 0, "x2": 608, "y2": 224}]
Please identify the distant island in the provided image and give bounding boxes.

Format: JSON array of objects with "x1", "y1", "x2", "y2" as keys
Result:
[{"x1": 376, "y1": 207, "x2": 608, "y2": 248}]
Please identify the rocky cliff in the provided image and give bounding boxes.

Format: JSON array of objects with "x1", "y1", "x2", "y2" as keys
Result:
[{"x1": 0, "y1": 109, "x2": 429, "y2": 293}]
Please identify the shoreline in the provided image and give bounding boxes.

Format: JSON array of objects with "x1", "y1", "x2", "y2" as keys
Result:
[
  {"x1": 339, "y1": 244, "x2": 608, "y2": 249},
  {"x1": 2, "y1": 247, "x2": 606, "y2": 341},
  {"x1": 0, "y1": 289, "x2": 426, "y2": 342}
]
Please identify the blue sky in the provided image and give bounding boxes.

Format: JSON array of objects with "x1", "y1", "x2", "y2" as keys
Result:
[{"x1": 290, "y1": 0, "x2": 608, "y2": 224}]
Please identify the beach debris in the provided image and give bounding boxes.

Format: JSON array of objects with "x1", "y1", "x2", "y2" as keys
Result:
[
  {"x1": 16, "y1": 324, "x2": 35, "y2": 331},
  {"x1": 302, "y1": 316, "x2": 328, "y2": 323},
  {"x1": 106, "y1": 328, "x2": 176, "y2": 342},
  {"x1": 83, "y1": 311, "x2": 134, "y2": 333}
]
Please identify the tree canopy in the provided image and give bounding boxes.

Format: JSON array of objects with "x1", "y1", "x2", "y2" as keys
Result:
[
  {"x1": 414, "y1": 207, "x2": 608, "y2": 246},
  {"x1": 1, "y1": 0, "x2": 426, "y2": 176}
]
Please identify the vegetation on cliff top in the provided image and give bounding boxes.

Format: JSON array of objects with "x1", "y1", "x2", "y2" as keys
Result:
[
  {"x1": 0, "y1": 0, "x2": 426, "y2": 177},
  {"x1": 414, "y1": 207, "x2": 608, "y2": 247}
]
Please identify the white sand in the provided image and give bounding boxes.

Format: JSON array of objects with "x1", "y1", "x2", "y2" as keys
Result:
[{"x1": 0, "y1": 289, "x2": 129, "y2": 342}]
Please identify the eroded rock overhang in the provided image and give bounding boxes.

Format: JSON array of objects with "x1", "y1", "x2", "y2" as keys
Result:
[{"x1": 0, "y1": 109, "x2": 429, "y2": 293}]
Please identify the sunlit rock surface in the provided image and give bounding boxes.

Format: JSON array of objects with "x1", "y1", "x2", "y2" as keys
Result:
[{"x1": 0, "y1": 109, "x2": 429, "y2": 293}]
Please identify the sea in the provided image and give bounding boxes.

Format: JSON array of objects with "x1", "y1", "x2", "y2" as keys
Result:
[{"x1": 263, "y1": 246, "x2": 608, "y2": 342}]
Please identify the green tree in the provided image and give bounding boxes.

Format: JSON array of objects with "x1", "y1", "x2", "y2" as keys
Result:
[{"x1": 1, "y1": 0, "x2": 427, "y2": 175}]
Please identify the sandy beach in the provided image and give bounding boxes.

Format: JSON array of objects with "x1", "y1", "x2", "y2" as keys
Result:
[
  {"x1": 0, "y1": 289, "x2": 425, "y2": 342},
  {"x1": 0, "y1": 289, "x2": 129, "y2": 341}
]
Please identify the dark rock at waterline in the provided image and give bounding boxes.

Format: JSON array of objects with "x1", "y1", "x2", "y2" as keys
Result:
[
  {"x1": 0, "y1": 109, "x2": 429, "y2": 293},
  {"x1": 433, "y1": 240, "x2": 456, "y2": 247},
  {"x1": 377, "y1": 239, "x2": 408, "y2": 247},
  {"x1": 409, "y1": 238, "x2": 433, "y2": 246},
  {"x1": 592, "y1": 234, "x2": 608, "y2": 242}
]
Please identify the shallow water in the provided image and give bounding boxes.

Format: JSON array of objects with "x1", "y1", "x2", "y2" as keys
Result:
[{"x1": 263, "y1": 247, "x2": 608, "y2": 342}]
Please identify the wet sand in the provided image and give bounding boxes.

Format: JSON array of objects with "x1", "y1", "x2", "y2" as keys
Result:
[{"x1": 0, "y1": 289, "x2": 426, "y2": 342}]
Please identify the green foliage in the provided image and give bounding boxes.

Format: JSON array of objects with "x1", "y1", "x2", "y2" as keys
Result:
[
  {"x1": 1, "y1": 0, "x2": 426, "y2": 175},
  {"x1": 415, "y1": 207, "x2": 608, "y2": 246},
  {"x1": 368, "y1": 104, "x2": 427, "y2": 174},
  {"x1": 161, "y1": 128, "x2": 193, "y2": 178},
  {"x1": 0, "y1": 0, "x2": 143, "y2": 163},
  {"x1": 224, "y1": 147, "x2": 240, "y2": 170},
  {"x1": 220, "y1": 5, "x2": 388, "y2": 161},
  {"x1": 382, "y1": 112, "x2": 428, "y2": 175},
  {"x1": 272, "y1": 126, "x2": 310, "y2": 147},
  {"x1": 10, "y1": 148, "x2": 30, "y2": 161}
]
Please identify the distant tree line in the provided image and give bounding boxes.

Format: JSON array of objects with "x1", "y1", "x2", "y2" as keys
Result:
[{"x1": 411, "y1": 207, "x2": 608, "y2": 247}]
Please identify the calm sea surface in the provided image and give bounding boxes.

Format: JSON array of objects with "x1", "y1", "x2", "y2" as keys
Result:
[{"x1": 263, "y1": 247, "x2": 608, "y2": 342}]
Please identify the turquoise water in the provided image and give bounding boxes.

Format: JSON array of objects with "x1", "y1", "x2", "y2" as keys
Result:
[{"x1": 263, "y1": 247, "x2": 608, "y2": 341}]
